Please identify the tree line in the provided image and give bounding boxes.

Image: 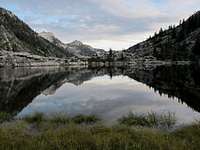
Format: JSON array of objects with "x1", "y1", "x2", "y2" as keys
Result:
[{"x1": 147, "y1": 11, "x2": 200, "y2": 60}]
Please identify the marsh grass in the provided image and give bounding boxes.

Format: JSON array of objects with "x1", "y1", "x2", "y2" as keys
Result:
[
  {"x1": 0, "y1": 112, "x2": 199, "y2": 150},
  {"x1": 0, "y1": 122, "x2": 199, "y2": 150},
  {"x1": 118, "y1": 112, "x2": 176, "y2": 129}
]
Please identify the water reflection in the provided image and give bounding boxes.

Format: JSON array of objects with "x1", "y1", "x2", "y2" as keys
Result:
[{"x1": 0, "y1": 65, "x2": 200, "y2": 124}]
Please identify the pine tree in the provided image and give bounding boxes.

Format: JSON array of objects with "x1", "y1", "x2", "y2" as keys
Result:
[
  {"x1": 108, "y1": 48, "x2": 113, "y2": 61},
  {"x1": 159, "y1": 28, "x2": 163, "y2": 35}
]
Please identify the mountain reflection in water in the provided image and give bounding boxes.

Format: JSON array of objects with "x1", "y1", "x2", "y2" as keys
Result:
[{"x1": 0, "y1": 65, "x2": 200, "y2": 124}]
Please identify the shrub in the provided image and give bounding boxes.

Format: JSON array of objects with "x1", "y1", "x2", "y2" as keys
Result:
[
  {"x1": 118, "y1": 112, "x2": 176, "y2": 129},
  {"x1": 0, "y1": 112, "x2": 12, "y2": 123},
  {"x1": 24, "y1": 113, "x2": 44, "y2": 124},
  {"x1": 50, "y1": 114, "x2": 70, "y2": 124},
  {"x1": 72, "y1": 115, "x2": 100, "y2": 124}
]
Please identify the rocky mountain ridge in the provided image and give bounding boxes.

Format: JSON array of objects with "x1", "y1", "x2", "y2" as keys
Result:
[
  {"x1": 39, "y1": 32, "x2": 107, "y2": 58},
  {"x1": 0, "y1": 7, "x2": 70, "y2": 58},
  {"x1": 1, "y1": 6, "x2": 199, "y2": 68}
]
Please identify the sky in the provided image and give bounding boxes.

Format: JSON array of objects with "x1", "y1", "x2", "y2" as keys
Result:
[{"x1": 0, "y1": 0, "x2": 200, "y2": 50}]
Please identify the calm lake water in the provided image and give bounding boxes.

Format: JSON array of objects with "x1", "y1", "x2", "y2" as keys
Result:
[{"x1": 1, "y1": 65, "x2": 200, "y2": 124}]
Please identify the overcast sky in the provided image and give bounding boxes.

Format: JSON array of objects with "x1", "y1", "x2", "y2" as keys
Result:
[{"x1": 0, "y1": 0, "x2": 200, "y2": 50}]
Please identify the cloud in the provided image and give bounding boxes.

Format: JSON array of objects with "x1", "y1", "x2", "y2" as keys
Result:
[
  {"x1": 0, "y1": 0, "x2": 199, "y2": 50},
  {"x1": 87, "y1": 0, "x2": 162, "y2": 18}
]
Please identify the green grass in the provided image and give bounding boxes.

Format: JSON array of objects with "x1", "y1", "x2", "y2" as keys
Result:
[
  {"x1": 118, "y1": 112, "x2": 176, "y2": 129},
  {"x1": 0, "y1": 112, "x2": 199, "y2": 150}
]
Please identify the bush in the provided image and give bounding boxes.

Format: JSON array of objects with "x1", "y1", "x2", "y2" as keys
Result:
[
  {"x1": 0, "y1": 112, "x2": 12, "y2": 123},
  {"x1": 24, "y1": 113, "x2": 44, "y2": 124},
  {"x1": 118, "y1": 112, "x2": 176, "y2": 129},
  {"x1": 72, "y1": 115, "x2": 100, "y2": 124},
  {"x1": 50, "y1": 114, "x2": 70, "y2": 124}
]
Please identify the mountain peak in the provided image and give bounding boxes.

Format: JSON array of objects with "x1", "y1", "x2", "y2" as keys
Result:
[
  {"x1": 69, "y1": 40, "x2": 83, "y2": 46},
  {"x1": 0, "y1": 7, "x2": 16, "y2": 19},
  {"x1": 39, "y1": 31, "x2": 54, "y2": 36},
  {"x1": 39, "y1": 32, "x2": 55, "y2": 41},
  {"x1": 39, "y1": 31, "x2": 68, "y2": 49}
]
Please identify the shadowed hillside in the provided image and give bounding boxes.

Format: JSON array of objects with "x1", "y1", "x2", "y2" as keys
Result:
[
  {"x1": 126, "y1": 11, "x2": 200, "y2": 61},
  {"x1": 0, "y1": 7, "x2": 70, "y2": 58}
]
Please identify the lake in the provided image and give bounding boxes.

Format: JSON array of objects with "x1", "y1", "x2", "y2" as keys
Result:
[{"x1": 1, "y1": 65, "x2": 200, "y2": 124}]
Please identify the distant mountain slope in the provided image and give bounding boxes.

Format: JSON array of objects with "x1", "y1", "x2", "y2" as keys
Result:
[
  {"x1": 39, "y1": 32, "x2": 66, "y2": 49},
  {"x1": 39, "y1": 32, "x2": 106, "y2": 57},
  {"x1": 0, "y1": 7, "x2": 70, "y2": 58},
  {"x1": 65, "y1": 40, "x2": 106, "y2": 57},
  {"x1": 126, "y1": 11, "x2": 200, "y2": 61}
]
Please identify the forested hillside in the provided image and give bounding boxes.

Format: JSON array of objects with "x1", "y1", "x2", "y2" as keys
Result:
[{"x1": 126, "y1": 11, "x2": 200, "y2": 61}]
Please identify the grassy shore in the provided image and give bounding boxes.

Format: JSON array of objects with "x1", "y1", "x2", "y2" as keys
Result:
[{"x1": 0, "y1": 112, "x2": 199, "y2": 150}]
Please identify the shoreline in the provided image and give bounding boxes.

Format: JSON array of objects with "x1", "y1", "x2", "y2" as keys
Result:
[{"x1": 0, "y1": 50, "x2": 193, "y2": 68}]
